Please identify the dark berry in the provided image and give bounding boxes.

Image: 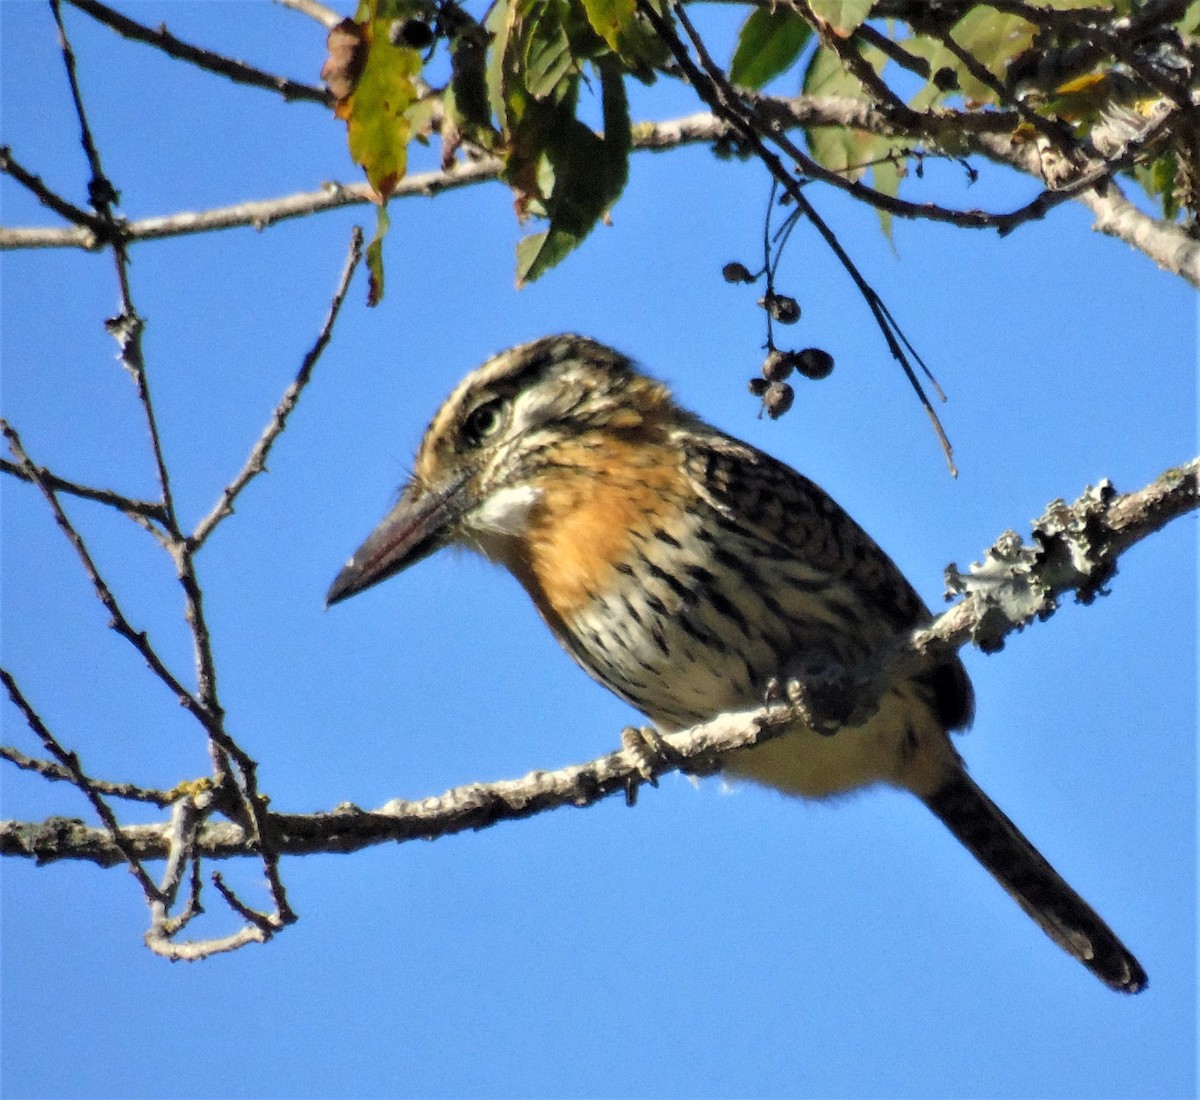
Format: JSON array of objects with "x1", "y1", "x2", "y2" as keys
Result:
[{"x1": 795, "y1": 348, "x2": 834, "y2": 380}]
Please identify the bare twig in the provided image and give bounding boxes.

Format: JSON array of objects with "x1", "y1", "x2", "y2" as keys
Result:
[
  {"x1": 0, "y1": 163, "x2": 497, "y2": 251},
  {"x1": 7, "y1": 459, "x2": 1194, "y2": 872},
  {"x1": 211, "y1": 871, "x2": 287, "y2": 934},
  {"x1": 851, "y1": 22, "x2": 932, "y2": 82},
  {"x1": 191, "y1": 226, "x2": 365, "y2": 549},
  {"x1": 65, "y1": 0, "x2": 332, "y2": 105},
  {"x1": 1, "y1": 419, "x2": 208, "y2": 723},
  {"x1": 0, "y1": 145, "x2": 107, "y2": 236},
  {"x1": 790, "y1": 0, "x2": 922, "y2": 125},
  {"x1": 144, "y1": 920, "x2": 273, "y2": 961},
  {"x1": 650, "y1": 0, "x2": 959, "y2": 472},
  {"x1": 1, "y1": 668, "x2": 164, "y2": 899},
  {"x1": 0, "y1": 744, "x2": 176, "y2": 805},
  {"x1": 0, "y1": 457, "x2": 166, "y2": 524},
  {"x1": 50, "y1": 0, "x2": 115, "y2": 213}
]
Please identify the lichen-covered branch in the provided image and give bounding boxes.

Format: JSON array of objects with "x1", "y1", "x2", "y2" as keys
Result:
[{"x1": 5, "y1": 457, "x2": 1194, "y2": 871}]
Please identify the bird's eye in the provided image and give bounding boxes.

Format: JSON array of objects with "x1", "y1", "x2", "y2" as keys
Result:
[{"x1": 462, "y1": 398, "x2": 506, "y2": 446}]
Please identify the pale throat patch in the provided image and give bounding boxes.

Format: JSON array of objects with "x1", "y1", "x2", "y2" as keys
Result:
[{"x1": 467, "y1": 484, "x2": 542, "y2": 541}]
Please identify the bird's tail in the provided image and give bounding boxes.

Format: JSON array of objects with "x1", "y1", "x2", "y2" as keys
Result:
[{"x1": 923, "y1": 769, "x2": 1147, "y2": 993}]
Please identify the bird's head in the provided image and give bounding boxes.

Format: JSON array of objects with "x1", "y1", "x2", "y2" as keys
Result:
[{"x1": 325, "y1": 334, "x2": 679, "y2": 607}]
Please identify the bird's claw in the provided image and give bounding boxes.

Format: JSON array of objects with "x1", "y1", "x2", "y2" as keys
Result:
[{"x1": 620, "y1": 725, "x2": 677, "y2": 806}]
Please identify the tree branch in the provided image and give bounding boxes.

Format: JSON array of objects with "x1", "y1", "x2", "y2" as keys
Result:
[
  {"x1": 6, "y1": 458, "x2": 1194, "y2": 869},
  {"x1": 1, "y1": 668, "x2": 164, "y2": 899},
  {"x1": 7, "y1": 91, "x2": 1196, "y2": 284},
  {"x1": 64, "y1": 0, "x2": 333, "y2": 106},
  {"x1": 1080, "y1": 181, "x2": 1200, "y2": 285}
]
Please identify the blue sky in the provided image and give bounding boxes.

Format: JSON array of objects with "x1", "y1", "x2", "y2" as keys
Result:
[{"x1": 1, "y1": 3, "x2": 1196, "y2": 1098}]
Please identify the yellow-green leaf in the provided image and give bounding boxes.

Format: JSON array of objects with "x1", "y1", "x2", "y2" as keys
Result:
[
  {"x1": 343, "y1": 6, "x2": 423, "y2": 199},
  {"x1": 579, "y1": 0, "x2": 635, "y2": 53},
  {"x1": 808, "y1": 0, "x2": 872, "y2": 35},
  {"x1": 801, "y1": 44, "x2": 889, "y2": 179}
]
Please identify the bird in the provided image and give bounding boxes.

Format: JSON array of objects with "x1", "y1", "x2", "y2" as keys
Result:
[{"x1": 327, "y1": 333, "x2": 1146, "y2": 993}]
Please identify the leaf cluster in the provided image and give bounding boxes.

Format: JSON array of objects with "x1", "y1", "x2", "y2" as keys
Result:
[{"x1": 324, "y1": 0, "x2": 1198, "y2": 288}]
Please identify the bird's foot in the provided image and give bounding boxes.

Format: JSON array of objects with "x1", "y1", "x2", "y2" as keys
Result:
[{"x1": 620, "y1": 725, "x2": 680, "y2": 806}]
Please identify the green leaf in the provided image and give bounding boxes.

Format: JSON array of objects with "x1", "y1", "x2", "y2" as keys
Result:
[
  {"x1": 807, "y1": 0, "x2": 872, "y2": 35},
  {"x1": 1180, "y1": 0, "x2": 1200, "y2": 37},
  {"x1": 801, "y1": 44, "x2": 890, "y2": 179},
  {"x1": 515, "y1": 59, "x2": 630, "y2": 284},
  {"x1": 523, "y1": 0, "x2": 578, "y2": 102},
  {"x1": 729, "y1": 8, "x2": 812, "y2": 89}
]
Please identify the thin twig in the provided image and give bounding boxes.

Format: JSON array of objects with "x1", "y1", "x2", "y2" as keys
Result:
[
  {"x1": 191, "y1": 226, "x2": 365, "y2": 549},
  {"x1": 0, "y1": 145, "x2": 107, "y2": 236},
  {"x1": 851, "y1": 22, "x2": 932, "y2": 81},
  {"x1": 2, "y1": 419, "x2": 210, "y2": 723},
  {"x1": 0, "y1": 457, "x2": 166, "y2": 524},
  {"x1": 65, "y1": 0, "x2": 333, "y2": 106},
  {"x1": 650, "y1": 0, "x2": 958, "y2": 472},
  {"x1": 0, "y1": 744, "x2": 177, "y2": 804},
  {"x1": 273, "y1": 0, "x2": 342, "y2": 29},
  {"x1": 790, "y1": 0, "x2": 922, "y2": 125},
  {"x1": 156, "y1": 797, "x2": 208, "y2": 911},
  {"x1": 212, "y1": 871, "x2": 287, "y2": 934},
  {"x1": 144, "y1": 920, "x2": 271, "y2": 960},
  {"x1": 1, "y1": 667, "x2": 164, "y2": 899}
]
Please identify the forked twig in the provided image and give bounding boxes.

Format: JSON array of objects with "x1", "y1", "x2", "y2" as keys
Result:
[
  {"x1": 0, "y1": 457, "x2": 166, "y2": 524},
  {"x1": 0, "y1": 145, "x2": 106, "y2": 235},
  {"x1": 1, "y1": 419, "x2": 208, "y2": 721},
  {"x1": 1, "y1": 668, "x2": 163, "y2": 900}
]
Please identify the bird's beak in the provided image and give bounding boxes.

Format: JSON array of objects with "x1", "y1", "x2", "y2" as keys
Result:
[{"x1": 326, "y1": 477, "x2": 464, "y2": 607}]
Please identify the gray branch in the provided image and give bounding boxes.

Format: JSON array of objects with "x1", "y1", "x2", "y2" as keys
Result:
[
  {"x1": 5, "y1": 457, "x2": 1195, "y2": 869},
  {"x1": 6, "y1": 93, "x2": 1194, "y2": 285}
]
